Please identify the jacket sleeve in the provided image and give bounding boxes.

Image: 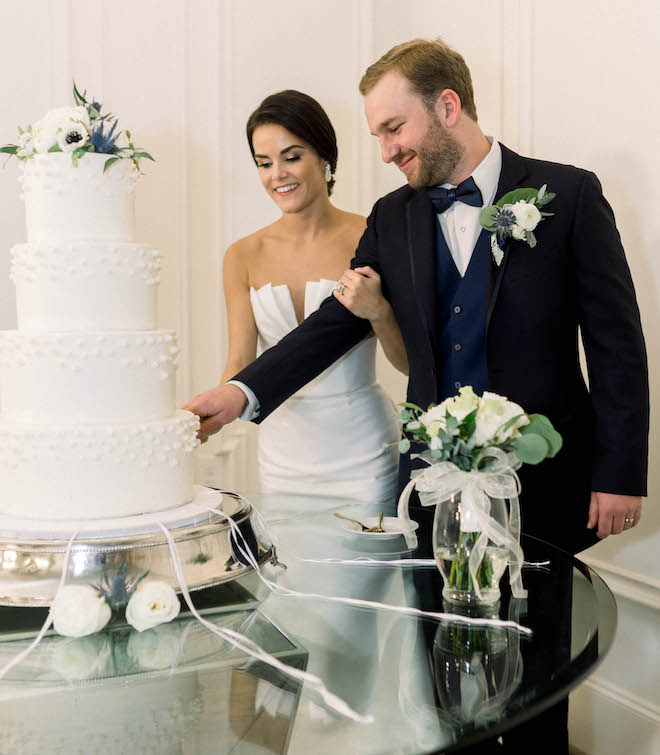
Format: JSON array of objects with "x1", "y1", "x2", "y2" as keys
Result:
[
  {"x1": 572, "y1": 171, "x2": 649, "y2": 495},
  {"x1": 231, "y1": 201, "x2": 383, "y2": 423}
]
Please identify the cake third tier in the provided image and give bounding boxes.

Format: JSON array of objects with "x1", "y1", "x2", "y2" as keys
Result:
[{"x1": 0, "y1": 330, "x2": 179, "y2": 423}]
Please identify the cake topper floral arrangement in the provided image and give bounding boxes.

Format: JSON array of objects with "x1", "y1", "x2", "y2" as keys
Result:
[{"x1": 1, "y1": 83, "x2": 154, "y2": 173}]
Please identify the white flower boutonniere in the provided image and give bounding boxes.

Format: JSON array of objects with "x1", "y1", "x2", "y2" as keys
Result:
[{"x1": 480, "y1": 185, "x2": 555, "y2": 265}]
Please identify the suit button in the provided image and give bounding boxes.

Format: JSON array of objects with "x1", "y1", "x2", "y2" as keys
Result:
[
  {"x1": 454, "y1": 343, "x2": 462, "y2": 352},
  {"x1": 453, "y1": 305, "x2": 462, "y2": 314},
  {"x1": 454, "y1": 381, "x2": 462, "y2": 389}
]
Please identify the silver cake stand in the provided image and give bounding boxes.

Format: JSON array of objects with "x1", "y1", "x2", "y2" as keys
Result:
[{"x1": 0, "y1": 486, "x2": 278, "y2": 607}]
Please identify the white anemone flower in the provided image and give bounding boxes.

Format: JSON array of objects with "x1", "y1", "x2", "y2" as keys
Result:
[{"x1": 57, "y1": 121, "x2": 89, "y2": 152}]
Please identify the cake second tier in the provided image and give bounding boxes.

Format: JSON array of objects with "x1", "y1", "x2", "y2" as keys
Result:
[
  {"x1": 0, "y1": 330, "x2": 178, "y2": 423},
  {"x1": 0, "y1": 411, "x2": 200, "y2": 520}
]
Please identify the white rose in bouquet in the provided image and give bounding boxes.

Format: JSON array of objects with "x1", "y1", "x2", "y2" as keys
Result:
[
  {"x1": 51, "y1": 584, "x2": 112, "y2": 637},
  {"x1": 445, "y1": 385, "x2": 480, "y2": 421},
  {"x1": 474, "y1": 392, "x2": 529, "y2": 447},
  {"x1": 509, "y1": 200, "x2": 541, "y2": 231},
  {"x1": 127, "y1": 623, "x2": 182, "y2": 670},
  {"x1": 51, "y1": 634, "x2": 112, "y2": 680},
  {"x1": 43, "y1": 105, "x2": 91, "y2": 129},
  {"x1": 126, "y1": 581, "x2": 181, "y2": 632}
]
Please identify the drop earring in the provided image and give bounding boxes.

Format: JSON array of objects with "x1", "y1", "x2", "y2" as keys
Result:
[{"x1": 324, "y1": 163, "x2": 332, "y2": 183}]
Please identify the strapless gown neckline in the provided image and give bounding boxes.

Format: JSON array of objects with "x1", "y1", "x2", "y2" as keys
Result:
[{"x1": 250, "y1": 279, "x2": 337, "y2": 328}]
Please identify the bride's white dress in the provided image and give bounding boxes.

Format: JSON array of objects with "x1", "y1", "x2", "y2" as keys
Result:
[{"x1": 250, "y1": 279, "x2": 399, "y2": 504}]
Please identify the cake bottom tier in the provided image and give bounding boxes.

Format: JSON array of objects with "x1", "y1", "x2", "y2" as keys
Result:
[{"x1": 0, "y1": 410, "x2": 200, "y2": 520}]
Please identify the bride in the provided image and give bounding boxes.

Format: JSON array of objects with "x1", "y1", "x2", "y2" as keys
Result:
[{"x1": 186, "y1": 90, "x2": 407, "y2": 504}]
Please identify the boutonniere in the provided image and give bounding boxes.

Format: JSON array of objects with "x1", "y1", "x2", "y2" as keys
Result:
[{"x1": 480, "y1": 185, "x2": 555, "y2": 266}]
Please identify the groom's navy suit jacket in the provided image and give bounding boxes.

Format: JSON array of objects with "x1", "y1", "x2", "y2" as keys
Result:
[{"x1": 234, "y1": 144, "x2": 649, "y2": 554}]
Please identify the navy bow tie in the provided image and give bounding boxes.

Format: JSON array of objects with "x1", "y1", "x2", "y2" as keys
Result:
[{"x1": 426, "y1": 176, "x2": 483, "y2": 214}]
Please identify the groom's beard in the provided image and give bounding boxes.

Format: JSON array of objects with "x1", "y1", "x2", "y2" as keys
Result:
[{"x1": 408, "y1": 116, "x2": 464, "y2": 190}]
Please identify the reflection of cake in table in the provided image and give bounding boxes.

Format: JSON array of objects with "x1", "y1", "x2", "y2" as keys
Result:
[
  {"x1": 0, "y1": 610, "x2": 307, "y2": 755},
  {"x1": 0, "y1": 151, "x2": 200, "y2": 520}
]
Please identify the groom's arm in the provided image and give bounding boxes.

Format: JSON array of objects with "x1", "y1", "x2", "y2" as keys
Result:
[
  {"x1": 230, "y1": 202, "x2": 384, "y2": 424},
  {"x1": 572, "y1": 171, "x2": 649, "y2": 497}
]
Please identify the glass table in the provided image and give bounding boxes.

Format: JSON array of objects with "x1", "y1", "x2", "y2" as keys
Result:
[{"x1": 0, "y1": 493, "x2": 616, "y2": 754}]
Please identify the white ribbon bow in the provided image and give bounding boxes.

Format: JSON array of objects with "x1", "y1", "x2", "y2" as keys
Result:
[{"x1": 397, "y1": 447, "x2": 527, "y2": 600}]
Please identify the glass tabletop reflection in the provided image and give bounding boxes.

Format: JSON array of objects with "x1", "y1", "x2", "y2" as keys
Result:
[{"x1": 0, "y1": 492, "x2": 615, "y2": 755}]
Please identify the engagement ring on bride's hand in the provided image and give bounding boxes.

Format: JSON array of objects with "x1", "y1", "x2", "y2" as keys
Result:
[{"x1": 336, "y1": 283, "x2": 345, "y2": 295}]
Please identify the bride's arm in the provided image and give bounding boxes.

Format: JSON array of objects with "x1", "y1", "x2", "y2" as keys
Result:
[
  {"x1": 220, "y1": 242, "x2": 258, "y2": 384},
  {"x1": 333, "y1": 266, "x2": 409, "y2": 376}
]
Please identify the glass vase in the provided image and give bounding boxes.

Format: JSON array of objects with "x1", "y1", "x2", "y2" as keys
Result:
[{"x1": 423, "y1": 490, "x2": 510, "y2": 605}]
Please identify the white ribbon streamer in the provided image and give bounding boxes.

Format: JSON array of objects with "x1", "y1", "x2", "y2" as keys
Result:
[
  {"x1": 150, "y1": 515, "x2": 373, "y2": 724},
  {"x1": 397, "y1": 448, "x2": 528, "y2": 600},
  {"x1": 0, "y1": 529, "x2": 79, "y2": 681},
  {"x1": 189, "y1": 498, "x2": 532, "y2": 637}
]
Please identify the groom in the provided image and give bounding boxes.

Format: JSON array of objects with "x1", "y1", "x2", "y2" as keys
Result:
[{"x1": 185, "y1": 38, "x2": 648, "y2": 556}]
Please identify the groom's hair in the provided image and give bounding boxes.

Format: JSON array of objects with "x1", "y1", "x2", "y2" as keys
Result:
[
  {"x1": 246, "y1": 90, "x2": 338, "y2": 196},
  {"x1": 359, "y1": 38, "x2": 478, "y2": 121}
]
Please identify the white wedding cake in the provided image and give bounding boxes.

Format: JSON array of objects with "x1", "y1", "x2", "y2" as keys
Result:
[{"x1": 0, "y1": 152, "x2": 200, "y2": 520}]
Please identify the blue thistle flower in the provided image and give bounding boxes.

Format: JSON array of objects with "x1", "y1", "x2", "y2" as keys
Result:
[
  {"x1": 90, "y1": 118, "x2": 119, "y2": 153},
  {"x1": 495, "y1": 208, "x2": 516, "y2": 237}
]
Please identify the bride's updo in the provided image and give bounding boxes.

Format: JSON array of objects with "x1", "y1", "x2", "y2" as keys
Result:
[{"x1": 246, "y1": 90, "x2": 338, "y2": 196}]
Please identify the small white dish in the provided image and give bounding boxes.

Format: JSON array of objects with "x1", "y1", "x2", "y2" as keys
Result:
[{"x1": 339, "y1": 516, "x2": 419, "y2": 539}]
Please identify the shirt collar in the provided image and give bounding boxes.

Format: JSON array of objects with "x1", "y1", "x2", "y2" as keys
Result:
[{"x1": 441, "y1": 137, "x2": 502, "y2": 207}]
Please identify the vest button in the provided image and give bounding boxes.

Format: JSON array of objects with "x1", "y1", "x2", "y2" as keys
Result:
[
  {"x1": 454, "y1": 343, "x2": 462, "y2": 352},
  {"x1": 453, "y1": 305, "x2": 462, "y2": 314}
]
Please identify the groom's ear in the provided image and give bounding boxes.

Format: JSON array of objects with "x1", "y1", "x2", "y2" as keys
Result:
[{"x1": 434, "y1": 89, "x2": 462, "y2": 128}]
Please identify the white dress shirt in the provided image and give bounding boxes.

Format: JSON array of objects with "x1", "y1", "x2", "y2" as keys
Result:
[
  {"x1": 437, "y1": 137, "x2": 502, "y2": 276},
  {"x1": 231, "y1": 138, "x2": 503, "y2": 420}
]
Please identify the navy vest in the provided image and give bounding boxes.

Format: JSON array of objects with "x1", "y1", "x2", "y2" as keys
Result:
[{"x1": 435, "y1": 222, "x2": 490, "y2": 400}]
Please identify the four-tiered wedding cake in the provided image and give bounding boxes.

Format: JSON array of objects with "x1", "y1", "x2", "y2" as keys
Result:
[{"x1": 0, "y1": 152, "x2": 200, "y2": 520}]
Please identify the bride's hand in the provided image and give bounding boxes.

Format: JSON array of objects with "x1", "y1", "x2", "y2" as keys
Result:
[
  {"x1": 332, "y1": 266, "x2": 391, "y2": 322},
  {"x1": 182, "y1": 384, "x2": 248, "y2": 443}
]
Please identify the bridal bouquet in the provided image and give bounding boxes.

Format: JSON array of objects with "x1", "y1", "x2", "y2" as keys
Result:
[
  {"x1": 396, "y1": 387, "x2": 561, "y2": 604},
  {"x1": 1, "y1": 83, "x2": 154, "y2": 172}
]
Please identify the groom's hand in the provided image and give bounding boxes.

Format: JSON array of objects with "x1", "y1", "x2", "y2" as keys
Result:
[
  {"x1": 182, "y1": 384, "x2": 248, "y2": 443},
  {"x1": 587, "y1": 491, "x2": 643, "y2": 538}
]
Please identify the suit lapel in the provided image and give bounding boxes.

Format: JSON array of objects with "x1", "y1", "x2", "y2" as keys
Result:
[
  {"x1": 485, "y1": 144, "x2": 529, "y2": 340},
  {"x1": 405, "y1": 190, "x2": 438, "y2": 350}
]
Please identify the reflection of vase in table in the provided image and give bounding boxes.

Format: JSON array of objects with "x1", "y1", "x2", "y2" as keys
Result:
[{"x1": 431, "y1": 600, "x2": 523, "y2": 729}]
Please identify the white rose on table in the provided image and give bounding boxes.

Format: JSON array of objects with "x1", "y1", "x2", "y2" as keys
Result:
[
  {"x1": 474, "y1": 392, "x2": 529, "y2": 447},
  {"x1": 51, "y1": 584, "x2": 111, "y2": 637},
  {"x1": 51, "y1": 634, "x2": 112, "y2": 680},
  {"x1": 127, "y1": 623, "x2": 182, "y2": 670},
  {"x1": 125, "y1": 581, "x2": 181, "y2": 632}
]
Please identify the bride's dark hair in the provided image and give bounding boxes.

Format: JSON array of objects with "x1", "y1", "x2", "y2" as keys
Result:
[{"x1": 246, "y1": 90, "x2": 338, "y2": 196}]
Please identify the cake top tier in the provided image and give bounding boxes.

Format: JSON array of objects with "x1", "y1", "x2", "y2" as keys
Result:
[
  {"x1": 2, "y1": 85, "x2": 155, "y2": 243},
  {"x1": 1, "y1": 83, "x2": 153, "y2": 174}
]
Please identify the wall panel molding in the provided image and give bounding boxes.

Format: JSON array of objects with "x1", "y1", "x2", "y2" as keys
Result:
[
  {"x1": 500, "y1": 0, "x2": 535, "y2": 154},
  {"x1": 582, "y1": 556, "x2": 660, "y2": 610}
]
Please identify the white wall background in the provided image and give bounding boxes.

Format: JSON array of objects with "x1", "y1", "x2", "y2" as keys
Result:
[{"x1": 0, "y1": 1, "x2": 658, "y2": 751}]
